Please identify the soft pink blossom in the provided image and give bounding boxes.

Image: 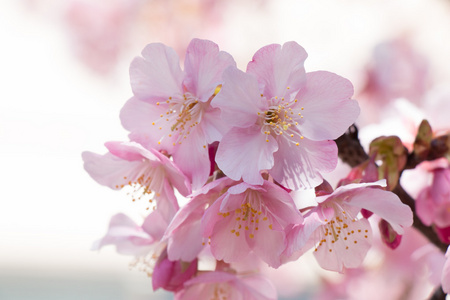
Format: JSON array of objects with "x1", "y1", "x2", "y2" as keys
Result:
[
  {"x1": 120, "y1": 39, "x2": 236, "y2": 189},
  {"x1": 286, "y1": 180, "x2": 413, "y2": 272},
  {"x1": 361, "y1": 37, "x2": 430, "y2": 106},
  {"x1": 212, "y1": 42, "x2": 360, "y2": 190},
  {"x1": 64, "y1": 0, "x2": 139, "y2": 74},
  {"x1": 82, "y1": 141, "x2": 190, "y2": 216},
  {"x1": 202, "y1": 180, "x2": 303, "y2": 268},
  {"x1": 175, "y1": 271, "x2": 277, "y2": 300},
  {"x1": 92, "y1": 211, "x2": 166, "y2": 256}
]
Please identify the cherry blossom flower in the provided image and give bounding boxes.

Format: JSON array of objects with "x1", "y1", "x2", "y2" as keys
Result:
[
  {"x1": 92, "y1": 211, "x2": 167, "y2": 257},
  {"x1": 202, "y1": 180, "x2": 303, "y2": 268},
  {"x1": 212, "y1": 41, "x2": 360, "y2": 190},
  {"x1": 175, "y1": 271, "x2": 277, "y2": 300},
  {"x1": 120, "y1": 38, "x2": 236, "y2": 189},
  {"x1": 285, "y1": 180, "x2": 413, "y2": 273},
  {"x1": 82, "y1": 141, "x2": 190, "y2": 216}
]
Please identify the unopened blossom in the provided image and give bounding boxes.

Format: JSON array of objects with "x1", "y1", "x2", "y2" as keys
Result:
[
  {"x1": 212, "y1": 41, "x2": 360, "y2": 190},
  {"x1": 175, "y1": 271, "x2": 277, "y2": 300},
  {"x1": 120, "y1": 38, "x2": 236, "y2": 189},
  {"x1": 202, "y1": 180, "x2": 303, "y2": 268},
  {"x1": 152, "y1": 248, "x2": 198, "y2": 292},
  {"x1": 82, "y1": 141, "x2": 190, "y2": 216},
  {"x1": 285, "y1": 180, "x2": 413, "y2": 272}
]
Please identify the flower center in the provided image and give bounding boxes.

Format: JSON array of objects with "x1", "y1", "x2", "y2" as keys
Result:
[
  {"x1": 314, "y1": 204, "x2": 369, "y2": 253},
  {"x1": 117, "y1": 164, "x2": 166, "y2": 210},
  {"x1": 258, "y1": 95, "x2": 305, "y2": 146},
  {"x1": 210, "y1": 284, "x2": 230, "y2": 300},
  {"x1": 218, "y1": 191, "x2": 272, "y2": 239},
  {"x1": 152, "y1": 92, "x2": 203, "y2": 146}
]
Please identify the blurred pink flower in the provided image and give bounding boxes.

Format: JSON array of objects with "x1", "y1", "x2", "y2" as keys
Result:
[
  {"x1": 82, "y1": 141, "x2": 190, "y2": 216},
  {"x1": 121, "y1": 39, "x2": 236, "y2": 189},
  {"x1": 286, "y1": 180, "x2": 413, "y2": 273},
  {"x1": 92, "y1": 211, "x2": 167, "y2": 256},
  {"x1": 358, "y1": 37, "x2": 430, "y2": 124},
  {"x1": 175, "y1": 271, "x2": 277, "y2": 300},
  {"x1": 212, "y1": 42, "x2": 359, "y2": 190},
  {"x1": 64, "y1": 0, "x2": 138, "y2": 74},
  {"x1": 202, "y1": 180, "x2": 303, "y2": 268}
]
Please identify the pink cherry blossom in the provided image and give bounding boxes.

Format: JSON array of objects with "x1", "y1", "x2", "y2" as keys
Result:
[
  {"x1": 120, "y1": 38, "x2": 236, "y2": 189},
  {"x1": 92, "y1": 211, "x2": 167, "y2": 256},
  {"x1": 443, "y1": 246, "x2": 450, "y2": 294},
  {"x1": 175, "y1": 271, "x2": 277, "y2": 300},
  {"x1": 202, "y1": 180, "x2": 303, "y2": 268},
  {"x1": 286, "y1": 180, "x2": 413, "y2": 273},
  {"x1": 212, "y1": 42, "x2": 360, "y2": 190},
  {"x1": 82, "y1": 141, "x2": 190, "y2": 216}
]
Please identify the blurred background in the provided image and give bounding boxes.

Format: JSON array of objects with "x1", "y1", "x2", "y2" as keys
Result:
[{"x1": 1, "y1": 0, "x2": 450, "y2": 299}]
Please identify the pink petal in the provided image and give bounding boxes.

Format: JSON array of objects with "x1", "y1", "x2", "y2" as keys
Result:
[
  {"x1": 183, "y1": 39, "x2": 236, "y2": 101},
  {"x1": 211, "y1": 67, "x2": 262, "y2": 128},
  {"x1": 200, "y1": 105, "x2": 230, "y2": 143},
  {"x1": 172, "y1": 127, "x2": 209, "y2": 190},
  {"x1": 92, "y1": 213, "x2": 154, "y2": 256},
  {"x1": 345, "y1": 187, "x2": 413, "y2": 234},
  {"x1": 104, "y1": 141, "x2": 147, "y2": 161},
  {"x1": 142, "y1": 208, "x2": 170, "y2": 241},
  {"x1": 216, "y1": 125, "x2": 278, "y2": 185},
  {"x1": 415, "y1": 188, "x2": 434, "y2": 226},
  {"x1": 262, "y1": 181, "x2": 304, "y2": 226},
  {"x1": 149, "y1": 148, "x2": 191, "y2": 197},
  {"x1": 209, "y1": 216, "x2": 252, "y2": 264},
  {"x1": 270, "y1": 137, "x2": 337, "y2": 190},
  {"x1": 165, "y1": 194, "x2": 211, "y2": 261},
  {"x1": 82, "y1": 151, "x2": 142, "y2": 190},
  {"x1": 120, "y1": 97, "x2": 175, "y2": 150},
  {"x1": 167, "y1": 215, "x2": 204, "y2": 262},
  {"x1": 240, "y1": 274, "x2": 278, "y2": 300},
  {"x1": 314, "y1": 218, "x2": 372, "y2": 273},
  {"x1": 296, "y1": 71, "x2": 359, "y2": 140},
  {"x1": 251, "y1": 218, "x2": 285, "y2": 268},
  {"x1": 247, "y1": 42, "x2": 308, "y2": 98},
  {"x1": 130, "y1": 43, "x2": 184, "y2": 103}
]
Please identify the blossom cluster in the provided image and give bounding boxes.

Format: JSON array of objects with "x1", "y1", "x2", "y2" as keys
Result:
[{"x1": 83, "y1": 38, "x2": 438, "y2": 299}]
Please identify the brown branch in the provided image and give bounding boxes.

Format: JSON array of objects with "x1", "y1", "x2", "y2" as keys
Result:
[
  {"x1": 335, "y1": 124, "x2": 369, "y2": 168},
  {"x1": 335, "y1": 125, "x2": 449, "y2": 253},
  {"x1": 405, "y1": 134, "x2": 450, "y2": 170},
  {"x1": 429, "y1": 286, "x2": 446, "y2": 300},
  {"x1": 392, "y1": 184, "x2": 448, "y2": 253}
]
